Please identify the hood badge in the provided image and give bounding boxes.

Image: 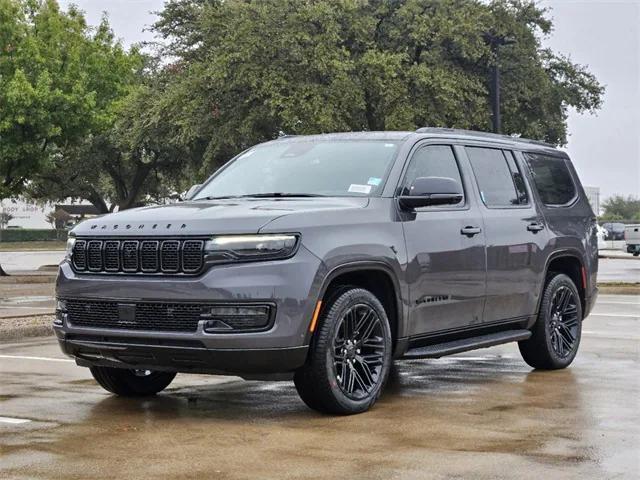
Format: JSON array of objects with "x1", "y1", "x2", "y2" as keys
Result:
[{"x1": 88, "y1": 222, "x2": 188, "y2": 231}]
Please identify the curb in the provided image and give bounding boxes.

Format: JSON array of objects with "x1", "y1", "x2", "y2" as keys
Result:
[
  {"x1": 599, "y1": 255, "x2": 640, "y2": 261},
  {"x1": 0, "y1": 324, "x2": 53, "y2": 342},
  {"x1": 0, "y1": 275, "x2": 56, "y2": 284}
]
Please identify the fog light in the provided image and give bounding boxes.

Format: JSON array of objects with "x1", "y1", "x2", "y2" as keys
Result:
[
  {"x1": 54, "y1": 299, "x2": 67, "y2": 326},
  {"x1": 201, "y1": 305, "x2": 271, "y2": 333}
]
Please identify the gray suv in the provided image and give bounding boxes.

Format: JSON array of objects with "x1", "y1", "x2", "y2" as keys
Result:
[{"x1": 55, "y1": 128, "x2": 598, "y2": 414}]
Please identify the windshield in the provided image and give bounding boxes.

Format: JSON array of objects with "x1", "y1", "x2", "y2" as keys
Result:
[{"x1": 193, "y1": 140, "x2": 400, "y2": 199}]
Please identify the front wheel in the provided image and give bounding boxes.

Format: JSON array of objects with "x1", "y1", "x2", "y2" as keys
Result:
[
  {"x1": 90, "y1": 366, "x2": 176, "y2": 396},
  {"x1": 294, "y1": 287, "x2": 392, "y2": 415},
  {"x1": 519, "y1": 273, "x2": 582, "y2": 369}
]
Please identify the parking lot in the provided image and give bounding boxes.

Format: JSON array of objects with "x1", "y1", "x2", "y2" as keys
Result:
[{"x1": 0, "y1": 293, "x2": 638, "y2": 479}]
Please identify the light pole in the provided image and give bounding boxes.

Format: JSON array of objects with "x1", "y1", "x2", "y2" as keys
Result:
[{"x1": 484, "y1": 33, "x2": 515, "y2": 134}]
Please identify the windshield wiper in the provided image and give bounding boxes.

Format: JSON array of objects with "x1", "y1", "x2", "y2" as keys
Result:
[
  {"x1": 195, "y1": 193, "x2": 325, "y2": 200},
  {"x1": 239, "y1": 192, "x2": 325, "y2": 198}
]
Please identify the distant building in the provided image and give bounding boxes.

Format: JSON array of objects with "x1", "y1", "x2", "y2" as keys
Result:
[
  {"x1": 0, "y1": 198, "x2": 97, "y2": 229},
  {"x1": 584, "y1": 186, "x2": 600, "y2": 215}
]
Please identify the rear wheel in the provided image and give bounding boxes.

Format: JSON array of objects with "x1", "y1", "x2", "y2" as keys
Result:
[
  {"x1": 90, "y1": 366, "x2": 176, "y2": 396},
  {"x1": 294, "y1": 287, "x2": 392, "y2": 414},
  {"x1": 519, "y1": 273, "x2": 582, "y2": 369}
]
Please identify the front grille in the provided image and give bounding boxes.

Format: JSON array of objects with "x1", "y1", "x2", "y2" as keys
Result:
[
  {"x1": 64, "y1": 299, "x2": 273, "y2": 333},
  {"x1": 71, "y1": 238, "x2": 205, "y2": 275}
]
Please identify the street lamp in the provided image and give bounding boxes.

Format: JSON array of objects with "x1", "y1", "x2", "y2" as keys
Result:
[{"x1": 484, "y1": 33, "x2": 516, "y2": 134}]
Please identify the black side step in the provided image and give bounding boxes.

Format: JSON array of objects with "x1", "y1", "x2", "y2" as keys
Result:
[{"x1": 401, "y1": 329, "x2": 532, "y2": 360}]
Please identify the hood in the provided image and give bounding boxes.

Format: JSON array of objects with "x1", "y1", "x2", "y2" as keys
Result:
[{"x1": 71, "y1": 197, "x2": 369, "y2": 237}]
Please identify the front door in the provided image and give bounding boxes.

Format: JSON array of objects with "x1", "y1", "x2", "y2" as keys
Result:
[
  {"x1": 400, "y1": 144, "x2": 487, "y2": 336},
  {"x1": 463, "y1": 146, "x2": 549, "y2": 323}
]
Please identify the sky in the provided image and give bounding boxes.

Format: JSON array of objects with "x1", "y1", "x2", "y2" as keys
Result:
[{"x1": 58, "y1": 0, "x2": 640, "y2": 200}]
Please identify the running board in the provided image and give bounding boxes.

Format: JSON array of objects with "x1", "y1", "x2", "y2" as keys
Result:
[{"x1": 401, "y1": 329, "x2": 532, "y2": 360}]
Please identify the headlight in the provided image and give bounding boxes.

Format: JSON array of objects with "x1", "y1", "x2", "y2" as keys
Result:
[
  {"x1": 204, "y1": 234, "x2": 298, "y2": 263},
  {"x1": 64, "y1": 237, "x2": 76, "y2": 262}
]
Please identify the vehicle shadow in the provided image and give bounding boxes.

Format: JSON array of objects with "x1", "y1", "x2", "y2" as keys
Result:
[{"x1": 86, "y1": 356, "x2": 583, "y2": 425}]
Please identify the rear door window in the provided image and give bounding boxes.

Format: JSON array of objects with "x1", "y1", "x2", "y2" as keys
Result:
[
  {"x1": 524, "y1": 153, "x2": 577, "y2": 206},
  {"x1": 465, "y1": 147, "x2": 528, "y2": 207}
]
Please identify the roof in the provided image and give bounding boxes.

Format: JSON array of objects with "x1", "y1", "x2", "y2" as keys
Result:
[
  {"x1": 274, "y1": 131, "x2": 414, "y2": 142},
  {"x1": 414, "y1": 127, "x2": 557, "y2": 149},
  {"x1": 55, "y1": 204, "x2": 101, "y2": 216},
  {"x1": 274, "y1": 128, "x2": 558, "y2": 151}
]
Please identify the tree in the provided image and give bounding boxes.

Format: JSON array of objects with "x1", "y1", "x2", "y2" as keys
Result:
[
  {"x1": 0, "y1": 212, "x2": 14, "y2": 229},
  {"x1": 0, "y1": 0, "x2": 143, "y2": 272},
  {"x1": 601, "y1": 195, "x2": 640, "y2": 222},
  {"x1": 45, "y1": 208, "x2": 72, "y2": 229},
  {"x1": 28, "y1": 78, "x2": 197, "y2": 213},
  {"x1": 153, "y1": 0, "x2": 604, "y2": 178}
]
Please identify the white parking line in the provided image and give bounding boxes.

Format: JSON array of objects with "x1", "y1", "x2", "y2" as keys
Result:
[
  {"x1": 0, "y1": 416, "x2": 31, "y2": 424},
  {"x1": 0, "y1": 355, "x2": 73, "y2": 363},
  {"x1": 590, "y1": 313, "x2": 639, "y2": 318},
  {"x1": 596, "y1": 301, "x2": 640, "y2": 306}
]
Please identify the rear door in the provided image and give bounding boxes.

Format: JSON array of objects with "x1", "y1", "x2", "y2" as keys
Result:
[
  {"x1": 400, "y1": 143, "x2": 486, "y2": 335},
  {"x1": 463, "y1": 146, "x2": 548, "y2": 323}
]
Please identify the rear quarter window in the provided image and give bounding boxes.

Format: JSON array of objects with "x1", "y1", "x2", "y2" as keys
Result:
[{"x1": 524, "y1": 153, "x2": 577, "y2": 206}]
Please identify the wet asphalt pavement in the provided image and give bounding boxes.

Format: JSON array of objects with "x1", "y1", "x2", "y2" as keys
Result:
[{"x1": 0, "y1": 294, "x2": 638, "y2": 480}]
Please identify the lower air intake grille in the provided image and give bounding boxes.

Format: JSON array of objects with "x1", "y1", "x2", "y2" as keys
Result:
[{"x1": 64, "y1": 300, "x2": 273, "y2": 333}]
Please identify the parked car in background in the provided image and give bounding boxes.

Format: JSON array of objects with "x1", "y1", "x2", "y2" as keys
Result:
[
  {"x1": 625, "y1": 224, "x2": 640, "y2": 256},
  {"x1": 601, "y1": 222, "x2": 626, "y2": 241},
  {"x1": 596, "y1": 225, "x2": 607, "y2": 250},
  {"x1": 55, "y1": 128, "x2": 598, "y2": 414}
]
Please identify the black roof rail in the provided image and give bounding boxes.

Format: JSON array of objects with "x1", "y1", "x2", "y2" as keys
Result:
[{"x1": 415, "y1": 127, "x2": 556, "y2": 149}]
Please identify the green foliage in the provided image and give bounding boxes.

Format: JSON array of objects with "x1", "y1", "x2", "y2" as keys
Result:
[
  {"x1": 0, "y1": 212, "x2": 13, "y2": 228},
  {"x1": 154, "y1": 0, "x2": 604, "y2": 178},
  {"x1": 4, "y1": 0, "x2": 606, "y2": 211},
  {"x1": 601, "y1": 196, "x2": 640, "y2": 222},
  {"x1": 0, "y1": 0, "x2": 143, "y2": 200},
  {"x1": 0, "y1": 228, "x2": 67, "y2": 241}
]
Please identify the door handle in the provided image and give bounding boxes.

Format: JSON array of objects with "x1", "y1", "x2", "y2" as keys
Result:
[
  {"x1": 461, "y1": 226, "x2": 482, "y2": 237},
  {"x1": 527, "y1": 222, "x2": 545, "y2": 233}
]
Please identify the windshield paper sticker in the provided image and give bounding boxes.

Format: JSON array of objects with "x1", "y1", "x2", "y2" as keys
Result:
[
  {"x1": 367, "y1": 177, "x2": 382, "y2": 186},
  {"x1": 348, "y1": 184, "x2": 372, "y2": 194}
]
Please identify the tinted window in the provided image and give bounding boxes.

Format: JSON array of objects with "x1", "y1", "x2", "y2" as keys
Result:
[
  {"x1": 466, "y1": 147, "x2": 524, "y2": 207},
  {"x1": 504, "y1": 151, "x2": 529, "y2": 205},
  {"x1": 525, "y1": 153, "x2": 576, "y2": 205},
  {"x1": 402, "y1": 145, "x2": 464, "y2": 206},
  {"x1": 194, "y1": 140, "x2": 399, "y2": 199}
]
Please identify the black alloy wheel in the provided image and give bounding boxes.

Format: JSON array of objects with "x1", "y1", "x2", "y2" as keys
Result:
[
  {"x1": 294, "y1": 287, "x2": 392, "y2": 414},
  {"x1": 332, "y1": 303, "x2": 386, "y2": 400},
  {"x1": 519, "y1": 273, "x2": 583, "y2": 370}
]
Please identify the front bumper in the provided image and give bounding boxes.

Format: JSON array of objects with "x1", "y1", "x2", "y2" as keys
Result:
[
  {"x1": 55, "y1": 245, "x2": 325, "y2": 375},
  {"x1": 55, "y1": 329, "x2": 308, "y2": 376}
]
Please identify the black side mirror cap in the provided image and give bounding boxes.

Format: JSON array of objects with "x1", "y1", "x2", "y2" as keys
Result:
[{"x1": 398, "y1": 176, "x2": 463, "y2": 210}]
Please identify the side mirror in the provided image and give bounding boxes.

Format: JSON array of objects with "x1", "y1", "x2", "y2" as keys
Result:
[
  {"x1": 184, "y1": 184, "x2": 202, "y2": 200},
  {"x1": 399, "y1": 176, "x2": 463, "y2": 210}
]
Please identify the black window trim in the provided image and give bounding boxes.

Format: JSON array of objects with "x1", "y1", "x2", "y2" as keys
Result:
[
  {"x1": 464, "y1": 145, "x2": 533, "y2": 211},
  {"x1": 522, "y1": 150, "x2": 579, "y2": 208},
  {"x1": 395, "y1": 141, "x2": 470, "y2": 212}
]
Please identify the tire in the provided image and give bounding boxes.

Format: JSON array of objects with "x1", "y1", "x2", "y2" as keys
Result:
[
  {"x1": 90, "y1": 366, "x2": 176, "y2": 396},
  {"x1": 519, "y1": 273, "x2": 582, "y2": 370},
  {"x1": 294, "y1": 287, "x2": 393, "y2": 415}
]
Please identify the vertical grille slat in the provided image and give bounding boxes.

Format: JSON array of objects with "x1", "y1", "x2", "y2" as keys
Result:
[
  {"x1": 182, "y1": 240, "x2": 204, "y2": 273},
  {"x1": 121, "y1": 241, "x2": 139, "y2": 272},
  {"x1": 103, "y1": 241, "x2": 120, "y2": 271},
  {"x1": 161, "y1": 240, "x2": 180, "y2": 273},
  {"x1": 140, "y1": 241, "x2": 160, "y2": 272},
  {"x1": 72, "y1": 240, "x2": 87, "y2": 271},
  {"x1": 71, "y1": 238, "x2": 205, "y2": 275},
  {"x1": 87, "y1": 241, "x2": 103, "y2": 271}
]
